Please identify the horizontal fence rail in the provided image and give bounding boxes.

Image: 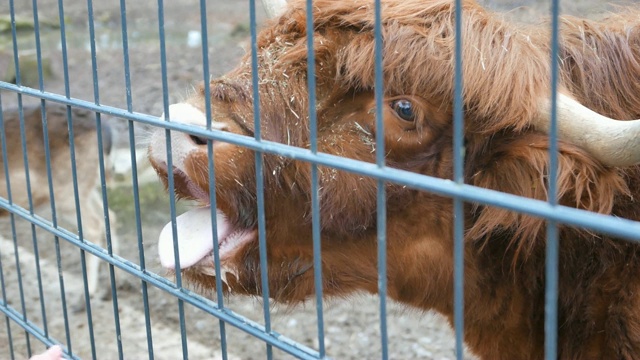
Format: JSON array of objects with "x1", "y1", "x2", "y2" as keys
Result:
[
  {"x1": 1, "y1": 85, "x2": 638, "y2": 241},
  {"x1": 1, "y1": 0, "x2": 640, "y2": 359}
]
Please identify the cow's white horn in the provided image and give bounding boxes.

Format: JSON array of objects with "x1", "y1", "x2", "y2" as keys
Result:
[{"x1": 534, "y1": 93, "x2": 640, "y2": 167}]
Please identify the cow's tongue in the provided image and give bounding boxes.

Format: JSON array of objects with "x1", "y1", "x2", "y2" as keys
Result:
[{"x1": 158, "y1": 206, "x2": 231, "y2": 269}]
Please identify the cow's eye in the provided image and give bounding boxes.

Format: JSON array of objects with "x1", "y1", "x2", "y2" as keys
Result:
[{"x1": 391, "y1": 99, "x2": 415, "y2": 122}]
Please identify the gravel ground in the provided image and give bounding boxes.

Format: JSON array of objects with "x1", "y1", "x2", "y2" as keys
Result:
[{"x1": 0, "y1": 0, "x2": 637, "y2": 359}]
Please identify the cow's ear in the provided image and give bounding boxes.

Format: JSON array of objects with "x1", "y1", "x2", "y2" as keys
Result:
[{"x1": 466, "y1": 133, "x2": 630, "y2": 251}]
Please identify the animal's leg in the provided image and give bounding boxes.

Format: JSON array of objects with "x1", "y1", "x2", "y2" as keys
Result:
[
  {"x1": 107, "y1": 206, "x2": 119, "y2": 260},
  {"x1": 68, "y1": 188, "x2": 105, "y2": 312},
  {"x1": 84, "y1": 189, "x2": 110, "y2": 299},
  {"x1": 95, "y1": 195, "x2": 119, "y2": 301}
]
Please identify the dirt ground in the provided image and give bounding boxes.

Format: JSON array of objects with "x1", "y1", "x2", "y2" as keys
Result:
[{"x1": 0, "y1": 0, "x2": 638, "y2": 359}]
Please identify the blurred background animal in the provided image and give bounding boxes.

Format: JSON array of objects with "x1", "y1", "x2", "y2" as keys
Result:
[{"x1": 0, "y1": 103, "x2": 118, "y2": 309}]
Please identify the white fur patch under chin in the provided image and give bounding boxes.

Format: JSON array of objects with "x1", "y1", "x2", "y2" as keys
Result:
[
  {"x1": 162, "y1": 103, "x2": 206, "y2": 126},
  {"x1": 150, "y1": 102, "x2": 228, "y2": 169},
  {"x1": 163, "y1": 103, "x2": 227, "y2": 130}
]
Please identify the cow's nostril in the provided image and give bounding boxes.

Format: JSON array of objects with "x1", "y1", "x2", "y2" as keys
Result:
[{"x1": 189, "y1": 135, "x2": 208, "y2": 145}]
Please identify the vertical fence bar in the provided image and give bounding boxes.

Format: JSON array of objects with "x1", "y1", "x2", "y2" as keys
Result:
[
  {"x1": 0, "y1": 255, "x2": 15, "y2": 360},
  {"x1": 6, "y1": 4, "x2": 33, "y2": 356},
  {"x1": 116, "y1": 0, "x2": 155, "y2": 357},
  {"x1": 157, "y1": 0, "x2": 190, "y2": 357},
  {"x1": 87, "y1": 0, "x2": 123, "y2": 359},
  {"x1": 250, "y1": 1, "x2": 273, "y2": 359},
  {"x1": 453, "y1": 0, "x2": 465, "y2": 358},
  {"x1": 33, "y1": 0, "x2": 74, "y2": 352},
  {"x1": 6, "y1": 212, "x2": 27, "y2": 357},
  {"x1": 545, "y1": 0, "x2": 561, "y2": 358},
  {"x1": 58, "y1": 0, "x2": 96, "y2": 359},
  {"x1": 205, "y1": 128, "x2": 230, "y2": 360},
  {"x1": 304, "y1": 0, "x2": 326, "y2": 357},
  {"x1": 41, "y1": 110, "x2": 74, "y2": 355},
  {"x1": 30, "y1": 0, "x2": 46, "y2": 93},
  {"x1": 0, "y1": 94, "x2": 17, "y2": 360},
  {"x1": 9, "y1": 1, "x2": 49, "y2": 352},
  {"x1": 198, "y1": 1, "x2": 230, "y2": 358},
  {"x1": 17, "y1": 100, "x2": 48, "y2": 351},
  {"x1": 373, "y1": 1, "x2": 389, "y2": 359}
]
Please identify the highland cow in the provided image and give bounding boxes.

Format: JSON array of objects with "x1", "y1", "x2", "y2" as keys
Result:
[{"x1": 148, "y1": 0, "x2": 640, "y2": 358}]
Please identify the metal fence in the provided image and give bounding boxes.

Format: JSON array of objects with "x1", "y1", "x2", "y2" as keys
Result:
[{"x1": 1, "y1": 0, "x2": 640, "y2": 359}]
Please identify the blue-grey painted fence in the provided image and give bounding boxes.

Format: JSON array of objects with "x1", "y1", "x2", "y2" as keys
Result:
[{"x1": 1, "y1": 0, "x2": 640, "y2": 360}]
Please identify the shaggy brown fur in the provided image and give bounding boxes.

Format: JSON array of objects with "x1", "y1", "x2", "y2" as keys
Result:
[{"x1": 148, "y1": 1, "x2": 640, "y2": 358}]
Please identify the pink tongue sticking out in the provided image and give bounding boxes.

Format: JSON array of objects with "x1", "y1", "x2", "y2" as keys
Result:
[{"x1": 158, "y1": 207, "x2": 231, "y2": 269}]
